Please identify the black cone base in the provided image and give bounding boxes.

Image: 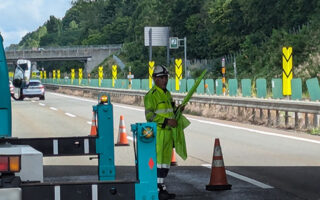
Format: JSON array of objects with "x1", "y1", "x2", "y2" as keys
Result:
[
  {"x1": 206, "y1": 184, "x2": 232, "y2": 191},
  {"x1": 115, "y1": 143, "x2": 129, "y2": 146}
]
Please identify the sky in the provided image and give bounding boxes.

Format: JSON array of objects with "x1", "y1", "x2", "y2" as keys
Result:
[{"x1": 0, "y1": 0, "x2": 72, "y2": 48}]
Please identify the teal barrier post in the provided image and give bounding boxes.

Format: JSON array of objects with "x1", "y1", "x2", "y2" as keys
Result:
[
  {"x1": 132, "y1": 122, "x2": 158, "y2": 200},
  {"x1": 256, "y1": 78, "x2": 267, "y2": 98},
  {"x1": 179, "y1": 79, "x2": 187, "y2": 93},
  {"x1": 0, "y1": 34, "x2": 11, "y2": 137},
  {"x1": 228, "y1": 79, "x2": 238, "y2": 96},
  {"x1": 142, "y1": 79, "x2": 149, "y2": 90},
  {"x1": 306, "y1": 78, "x2": 320, "y2": 101},
  {"x1": 187, "y1": 79, "x2": 195, "y2": 92},
  {"x1": 241, "y1": 79, "x2": 252, "y2": 97},
  {"x1": 216, "y1": 79, "x2": 223, "y2": 96},
  {"x1": 205, "y1": 79, "x2": 214, "y2": 95},
  {"x1": 167, "y1": 79, "x2": 174, "y2": 92},
  {"x1": 272, "y1": 78, "x2": 283, "y2": 99},
  {"x1": 196, "y1": 79, "x2": 205, "y2": 94},
  {"x1": 94, "y1": 93, "x2": 115, "y2": 181},
  {"x1": 291, "y1": 78, "x2": 302, "y2": 100},
  {"x1": 132, "y1": 79, "x2": 141, "y2": 90}
]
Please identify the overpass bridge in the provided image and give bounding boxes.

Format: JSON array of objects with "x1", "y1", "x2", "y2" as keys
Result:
[{"x1": 5, "y1": 45, "x2": 122, "y2": 72}]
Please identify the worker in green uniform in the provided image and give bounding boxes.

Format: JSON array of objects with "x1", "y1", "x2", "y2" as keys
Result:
[{"x1": 144, "y1": 65, "x2": 184, "y2": 200}]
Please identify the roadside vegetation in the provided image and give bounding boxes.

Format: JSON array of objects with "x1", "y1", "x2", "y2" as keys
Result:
[{"x1": 8, "y1": 0, "x2": 320, "y2": 83}]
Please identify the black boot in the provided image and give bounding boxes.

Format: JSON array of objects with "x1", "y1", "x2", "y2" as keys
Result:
[{"x1": 158, "y1": 184, "x2": 176, "y2": 200}]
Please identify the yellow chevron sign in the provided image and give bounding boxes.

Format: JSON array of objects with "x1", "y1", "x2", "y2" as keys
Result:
[
  {"x1": 149, "y1": 61, "x2": 155, "y2": 89},
  {"x1": 78, "y1": 68, "x2": 82, "y2": 85},
  {"x1": 98, "y1": 66, "x2": 103, "y2": 87},
  {"x1": 282, "y1": 47, "x2": 293, "y2": 95},
  {"x1": 112, "y1": 65, "x2": 117, "y2": 87},
  {"x1": 53, "y1": 70, "x2": 56, "y2": 79},
  {"x1": 57, "y1": 70, "x2": 60, "y2": 79},
  {"x1": 175, "y1": 59, "x2": 183, "y2": 90}
]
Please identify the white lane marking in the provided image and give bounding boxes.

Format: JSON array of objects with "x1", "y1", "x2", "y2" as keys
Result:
[
  {"x1": 50, "y1": 107, "x2": 58, "y2": 111},
  {"x1": 201, "y1": 164, "x2": 273, "y2": 189},
  {"x1": 87, "y1": 121, "x2": 92, "y2": 125},
  {"x1": 39, "y1": 103, "x2": 45, "y2": 106},
  {"x1": 189, "y1": 118, "x2": 320, "y2": 145},
  {"x1": 49, "y1": 92, "x2": 96, "y2": 103},
  {"x1": 49, "y1": 92, "x2": 320, "y2": 145},
  {"x1": 92, "y1": 184, "x2": 98, "y2": 200},
  {"x1": 49, "y1": 92, "x2": 143, "y2": 111},
  {"x1": 65, "y1": 113, "x2": 76, "y2": 118},
  {"x1": 54, "y1": 185, "x2": 60, "y2": 200}
]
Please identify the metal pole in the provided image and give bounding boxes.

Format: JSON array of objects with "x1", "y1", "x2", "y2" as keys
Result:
[
  {"x1": 167, "y1": 28, "x2": 170, "y2": 67},
  {"x1": 184, "y1": 37, "x2": 187, "y2": 79},
  {"x1": 233, "y1": 56, "x2": 237, "y2": 79},
  {"x1": 222, "y1": 58, "x2": 226, "y2": 96},
  {"x1": 149, "y1": 28, "x2": 152, "y2": 61},
  {"x1": 129, "y1": 66, "x2": 132, "y2": 89}
]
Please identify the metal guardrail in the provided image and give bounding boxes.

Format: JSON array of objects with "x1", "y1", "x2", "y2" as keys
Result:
[{"x1": 45, "y1": 84, "x2": 320, "y2": 115}]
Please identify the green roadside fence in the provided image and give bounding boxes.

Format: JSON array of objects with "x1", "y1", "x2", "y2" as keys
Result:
[{"x1": 42, "y1": 77, "x2": 319, "y2": 101}]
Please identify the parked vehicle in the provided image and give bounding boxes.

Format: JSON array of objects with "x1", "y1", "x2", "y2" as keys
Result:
[
  {"x1": 22, "y1": 79, "x2": 45, "y2": 100},
  {"x1": 13, "y1": 59, "x2": 31, "y2": 100}
]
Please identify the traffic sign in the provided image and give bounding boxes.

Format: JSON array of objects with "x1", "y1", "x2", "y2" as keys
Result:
[
  {"x1": 169, "y1": 37, "x2": 179, "y2": 49},
  {"x1": 127, "y1": 75, "x2": 134, "y2": 79}
]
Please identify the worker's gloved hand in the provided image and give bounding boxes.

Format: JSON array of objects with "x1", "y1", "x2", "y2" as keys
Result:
[{"x1": 167, "y1": 119, "x2": 178, "y2": 128}]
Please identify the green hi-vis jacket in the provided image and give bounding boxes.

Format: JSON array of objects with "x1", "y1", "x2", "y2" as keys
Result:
[{"x1": 144, "y1": 85, "x2": 189, "y2": 161}]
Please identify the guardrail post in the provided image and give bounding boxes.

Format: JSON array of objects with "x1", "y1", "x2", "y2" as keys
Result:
[
  {"x1": 252, "y1": 108, "x2": 256, "y2": 122},
  {"x1": 294, "y1": 112, "x2": 299, "y2": 129},
  {"x1": 276, "y1": 110, "x2": 280, "y2": 126},
  {"x1": 285, "y1": 111, "x2": 289, "y2": 127},
  {"x1": 313, "y1": 114, "x2": 319, "y2": 128},
  {"x1": 267, "y1": 109, "x2": 271, "y2": 126},
  {"x1": 260, "y1": 108, "x2": 263, "y2": 120},
  {"x1": 238, "y1": 107, "x2": 241, "y2": 117},
  {"x1": 305, "y1": 113, "x2": 309, "y2": 129}
]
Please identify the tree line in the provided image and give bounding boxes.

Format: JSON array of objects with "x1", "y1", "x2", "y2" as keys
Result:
[{"x1": 9, "y1": 0, "x2": 320, "y2": 81}]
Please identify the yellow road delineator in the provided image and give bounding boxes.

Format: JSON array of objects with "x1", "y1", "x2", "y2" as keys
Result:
[
  {"x1": 71, "y1": 69, "x2": 75, "y2": 84},
  {"x1": 78, "y1": 68, "x2": 83, "y2": 85},
  {"x1": 112, "y1": 65, "x2": 117, "y2": 87},
  {"x1": 148, "y1": 61, "x2": 155, "y2": 89},
  {"x1": 98, "y1": 66, "x2": 103, "y2": 87},
  {"x1": 57, "y1": 70, "x2": 60, "y2": 83},
  {"x1": 282, "y1": 47, "x2": 293, "y2": 96},
  {"x1": 53, "y1": 70, "x2": 56, "y2": 80},
  {"x1": 175, "y1": 59, "x2": 183, "y2": 91}
]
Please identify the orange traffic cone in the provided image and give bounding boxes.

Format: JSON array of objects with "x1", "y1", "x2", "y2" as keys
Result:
[
  {"x1": 90, "y1": 111, "x2": 97, "y2": 136},
  {"x1": 115, "y1": 115, "x2": 129, "y2": 146},
  {"x1": 206, "y1": 138, "x2": 232, "y2": 191},
  {"x1": 171, "y1": 148, "x2": 177, "y2": 166}
]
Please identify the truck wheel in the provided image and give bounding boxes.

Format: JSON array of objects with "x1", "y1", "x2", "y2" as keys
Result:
[{"x1": 40, "y1": 96, "x2": 45, "y2": 100}]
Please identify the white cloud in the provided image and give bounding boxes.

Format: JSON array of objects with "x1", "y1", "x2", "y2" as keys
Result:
[{"x1": 0, "y1": 0, "x2": 72, "y2": 48}]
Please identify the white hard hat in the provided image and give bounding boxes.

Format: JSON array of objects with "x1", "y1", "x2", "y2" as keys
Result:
[{"x1": 153, "y1": 65, "x2": 169, "y2": 77}]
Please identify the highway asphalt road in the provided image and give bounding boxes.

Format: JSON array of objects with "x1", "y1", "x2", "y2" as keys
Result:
[{"x1": 11, "y1": 92, "x2": 320, "y2": 199}]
